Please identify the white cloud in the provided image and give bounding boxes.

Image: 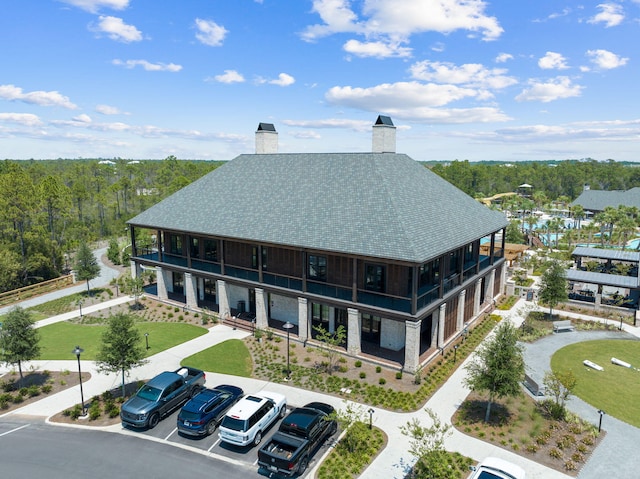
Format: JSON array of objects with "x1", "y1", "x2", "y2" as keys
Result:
[
  {"x1": 265, "y1": 73, "x2": 295, "y2": 87},
  {"x1": 538, "y1": 52, "x2": 569, "y2": 70},
  {"x1": 495, "y1": 53, "x2": 513, "y2": 63},
  {"x1": 409, "y1": 60, "x2": 517, "y2": 89},
  {"x1": 95, "y1": 104, "x2": 125, "y2": 115},
  {"x1": 0, "y1": 84, "x2": 78, "y2": 109},
  {"x1": 195, "y1": 18, "x2": 228, "y2": 46},
  {"x1": 72, "y1": 114, "x2": 92, "y2": 123},
  {"x1": 586, "y1": 49, "x2": 628, "y2": 69},
  {"x1": 516, "y1": 76, "x2": 583, "y2": 103},
  {"x1": 343, "y1": 39, "x2": 412, "y2": 58},
  {"x1": 58, "y1": 0, "x2": 129, "y2": 13},
  {"x1": 210, "y1": 70, "x2": 245, "y2": 83},
  {"x1": 93, "y1": 16, "x2": 142, "y2": 42},
  {"x1": 112, "y1": 59, "x2": 182, "y2": 72},
  {"x1": 588, "y1": 3, "x2": 624, "y2": 27},
  {"x1": 302, "y1": 0, "x2": 503, "y2": 59},
  {"x1": 0, "y1": 113, "x2": 43, "y2": 126}
]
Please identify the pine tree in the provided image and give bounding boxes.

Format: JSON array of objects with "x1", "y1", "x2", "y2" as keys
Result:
[
  {"x1": 96, "y1": 313, "x2": 147, "y2": 397},
  {"x1": 74, "y1": 242, "x2": 101, "y2": 295},
  {"x1": 0, "y1": 307, "x2": 41, "y2": 381}
]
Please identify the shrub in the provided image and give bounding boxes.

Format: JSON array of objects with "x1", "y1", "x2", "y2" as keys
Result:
[
  {"x1": 395, "y1": 371, "x2": 402, "y2": 380},
  {"x1": 359, "y1": 372, "x2": 366, "y2": 379},
  {"x1": 41, "y1": 384, "x2": 52, "y2": 394},
  {"x1": 27, "y1": 385, "x2": 40, "y2": 397},
  {"x1": 549, "y1": 448, "x2": 563, "y2": 459},
  {"x1": 354, "y1": 360, "x2": 362, "y2": 368},
  {"x1": 378, "y1": 378, "x2": 386, "y2": 385},
  {"x1": 89, "y1": 402, "x2": 101, "y2": 420},
  {"x1": 108, "y1": 404, "x2": 120, "y2": 418},
  {"x1": 375, "y1": 366, "x2": 382, "y2": 373},
  {"x1": 69, "y1": 404, "x2": 82, "y2": 420}
]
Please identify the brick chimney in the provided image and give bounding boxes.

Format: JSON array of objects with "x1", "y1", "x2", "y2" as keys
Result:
[
  {"x1": 255, "y1": 122, "x2": 278, "y2": 154},
  {"x1": 372, "y1": 115, "x2": 396, "y2": 153}
]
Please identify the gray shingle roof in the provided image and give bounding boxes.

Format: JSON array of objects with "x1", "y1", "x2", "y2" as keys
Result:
[
  {"x1": 128, "y1": 153, "x2": 508, "y2": 263},
  {"x1": 566, "y1": 269, "x2": 639, "y2": 289},
  {"x1": 571, "y1": 187, "x2": 640, "y2": 212},
  {"x1": 572, "y1": 247, "x2": 640, "y2": 262}
]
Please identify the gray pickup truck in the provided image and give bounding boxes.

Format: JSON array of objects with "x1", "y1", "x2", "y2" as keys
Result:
[
  {"x1": 120, "y1": 366, "x2": 206, "y2": 429},
  {"x1": 257, "y1": 402, "x2": 337, "y2": 477}
]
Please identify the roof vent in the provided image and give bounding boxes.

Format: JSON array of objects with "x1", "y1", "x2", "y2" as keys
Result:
[
  {"x1": 372, "y1": 115, "x2": 396, "y2": 153},
  {"x1": 256, "y1": 122, "x2": 278, "y2": 154}
]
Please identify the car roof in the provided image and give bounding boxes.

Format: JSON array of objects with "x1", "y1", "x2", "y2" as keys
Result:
[
  {"x1": 146, "y1": 371, "x2": 181, "y2": 389},
  {"x1": 476, "y1": 457, "x2": 526, "y2": 479},
  {"x1": 224, "y1": 392, "x2": 282, "y2": 420}
]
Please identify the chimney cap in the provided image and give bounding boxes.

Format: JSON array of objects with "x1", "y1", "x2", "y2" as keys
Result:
[
  {"x1": 257, "y1": 122, "x2": 276, "y2": 132},
  {"x1": 375, "y1": 115, "x2": 394, "y2": 126}
]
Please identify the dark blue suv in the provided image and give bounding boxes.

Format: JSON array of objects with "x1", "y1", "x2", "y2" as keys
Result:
[{"x1": 177, "y1": 384, "x2": 244, "y2": 437}]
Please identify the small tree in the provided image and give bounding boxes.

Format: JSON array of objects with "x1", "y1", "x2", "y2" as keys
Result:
[
  {"x1": 542, "y1": 369, "x2": 577, "y2": 420},
  {"x1": 538, "y1": 260, "x2": 568, "y2": 319},
  {"x1": 0, "y1": 307, "x2": 41, "y2": 381},
  {"x1": 106, "y1": 238, "x2": 121, "y2": 265},
  {"x1": 311, "y1": 324, "x2": 346, "y2": 375},
  {"x1": 464, "y1": 321, "x2": 525, "y2": 422},
  {"x1": 74, "y1": 242, "x2": 100, "y2": 295},
  {"x1": 119, "y1": 274, "x2": 145, "y2": 309},
  {"x1": 400, "y1": 409, "x2": 457, "y2": 479},
  {"x1": 331, "y1": 402, "x2": 372, "y2": 455},
  {"x1": 96, "y1": 313, "x2": 148, "y2": 397}
]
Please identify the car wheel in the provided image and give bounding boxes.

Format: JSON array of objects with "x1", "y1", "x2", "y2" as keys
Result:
[
  {"x1": 279, "y1": 405, "x2": 287, "y2": 418},
  {"x1": 253, "y1": 430, "x2": 262, "y2": 447},
  {"x1": 298, "y1": 456, "x2": 309, "y2": 475},
  {"x1": 190, "y1": 387, "x2": 200, "y2": 398},
  {"x1": 148, "y1": 413, "x2": 160, "y2": 429},
  {"x1": 206, "y1": 420, "x2": 216, "y2": 436}
]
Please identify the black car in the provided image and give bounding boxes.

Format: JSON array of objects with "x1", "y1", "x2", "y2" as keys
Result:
[{"x1": 177, "y1": 384, "x2": 244, "y2": 436}]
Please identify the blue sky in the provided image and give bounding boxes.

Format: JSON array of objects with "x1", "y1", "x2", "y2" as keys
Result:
[{"x1": 1, "y1": 0, "x2": 638, "y2": 162}]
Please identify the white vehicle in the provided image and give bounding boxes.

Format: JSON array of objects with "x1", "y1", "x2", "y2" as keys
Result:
[
  {"x1": 218, "y1": 391, "x2": 287, "y2": 447},
  {"x1": 469, "y1": 457, "x2": 525, "y2": 479}
]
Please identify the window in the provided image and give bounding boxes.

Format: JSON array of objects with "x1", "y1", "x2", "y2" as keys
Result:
[
  {"x1": 169, "y1": 234, "x2": 182, "y2": 255},
  {"x1": 361, "y1": 313, "x2": 381, "y2": 343},
  {"x1": 204, "y1": 239, "x2": 217, "y2": 261},
  {"x1": 419, "y1": 259, "x2": 440, "y2": 288},
  {"x1": 190, "y1": 237, "x2": 199, "y2": 258},
  {"x1": 365, "y1": 264, "x2": 385, "y2": 292},
  {"x1": 308, "y1": 255, "x2": 327, "y2": 281},
  {"x1": 252, "y1": 246, "x2": 268, "y2": 270}
]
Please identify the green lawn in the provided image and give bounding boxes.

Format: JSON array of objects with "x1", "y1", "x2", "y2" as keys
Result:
[
  {"x1": 551, "y1": 339, "x2": 640, "y2": 427},
  {"x1": 38, "y1": 322, "x2": 207, "y2": 360},
  {"x1": 182, "y1": 339, "x2": 253, "y2": 377}
]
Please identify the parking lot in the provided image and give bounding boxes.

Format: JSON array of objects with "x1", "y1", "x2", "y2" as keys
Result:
[{"x1": 123, "y1": 404, "x2": 338, "y2": 477}]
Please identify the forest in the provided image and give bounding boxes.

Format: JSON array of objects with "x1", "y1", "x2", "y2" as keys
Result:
[
  {"x1": 1, "y1": 156, "x2": 640, "y2": 294},
  {"x1": 0, "y1": 157, "x2": 221, "y2": 293}
]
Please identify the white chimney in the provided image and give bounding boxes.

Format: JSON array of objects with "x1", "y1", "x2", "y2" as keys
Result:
[
  {"x1": 372, "y1": 115, "x2": 396, "y2": 153},
  {"x1": 255, "y1": 122, "x2": 278, "y2": 154}
]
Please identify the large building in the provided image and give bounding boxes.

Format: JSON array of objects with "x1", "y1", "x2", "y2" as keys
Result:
[{"x1": 127, "y1": 117, "x2": 508, "y2": 372}]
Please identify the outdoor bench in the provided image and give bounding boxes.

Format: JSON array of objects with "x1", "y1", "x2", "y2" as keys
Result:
[{"x1": 553, "y1": 320, "x2": 575, "y2": 333}]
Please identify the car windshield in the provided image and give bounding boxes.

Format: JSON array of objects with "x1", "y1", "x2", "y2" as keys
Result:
[
  {"x1": 477, "y1": 472, "x2": 508, "y2": 479},
  {"x1": 220, "y1": 416, "x2": 247, "y2": 431},
  {"x1": 136, "y1": 385, "x2": 162, "y2": 402}
]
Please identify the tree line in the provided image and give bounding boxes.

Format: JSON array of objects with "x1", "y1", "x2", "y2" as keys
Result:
[
  {"x1": 0, "y1": 157, "x2": 221, "y2": 293},
  {"x1": 429, "y1": 159, "x2": 640, "y2": 200}
]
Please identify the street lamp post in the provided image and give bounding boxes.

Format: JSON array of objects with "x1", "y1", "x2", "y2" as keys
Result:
[
  {"x1": 232, "y1": 315, "x2": 236, "y2": 330},
  {"x1": 597, "y1": 409, "x2": 606, "y2": 432},
  {"x1": 368, "y1": 408, "x2": 374, "y2": 430},
  {"x1": 145, "y1": 332, "x2": 149, "y2": 350},
  {"x1": 76, "y1": 299, "x2": 84, "y2": 320},
  {"x1": 283, "y1": 321, "x2": 295, "y2": 380},
  {"x1": 454, "y1": 344, "x2": 459, "y2": 362},
  {"x1": 72, "y1": 345, "x2": 86, "y2": 416}
]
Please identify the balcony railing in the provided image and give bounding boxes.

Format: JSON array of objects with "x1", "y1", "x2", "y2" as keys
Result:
[
  {"x1": 357, "y1": 290, "x2": 412, "y2": 313},
  {"x1": 263, "y1": 272, "x2": 302, "y2": 291},
  {"x1": 307, "y1": 281, "x2": 352, "y2": 301}
]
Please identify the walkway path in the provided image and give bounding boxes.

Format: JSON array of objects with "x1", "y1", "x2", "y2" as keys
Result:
[{"x1": 3, "y1": 285, "x2": 639, "y2": 478}]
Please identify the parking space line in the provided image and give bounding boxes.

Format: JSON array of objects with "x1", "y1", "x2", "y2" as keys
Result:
[
  {"x1": 0, "y1": 424, "x2": 29, "y2": 437},
  {"x1": 207, "y1": 437, "x2": 220, "y2": 452},
  {"x1": 164, "y1": 427, "x2": 178, "y2": 441}
]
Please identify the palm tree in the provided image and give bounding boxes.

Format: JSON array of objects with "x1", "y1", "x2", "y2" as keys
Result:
[
  {"x1": 571, "y1": 204, "x2": 585, "y2": 229},
  {"x1": 582, "y1": 223, "x2": 599, "y2": 247}
]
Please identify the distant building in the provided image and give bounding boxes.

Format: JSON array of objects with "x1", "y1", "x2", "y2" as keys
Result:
[
  {"x1": 127, "y1": 117, "x2": 508, "y2": 372},
  {"x1": 572, "y1": 187, "x2": 640, "y2": 214}
]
